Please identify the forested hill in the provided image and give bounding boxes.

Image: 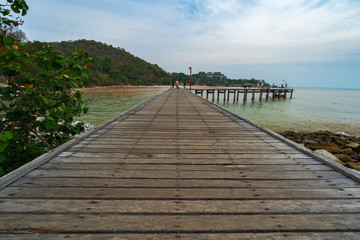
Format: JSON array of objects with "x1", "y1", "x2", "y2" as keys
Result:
[{"x1": 31, "y1": 39, "x2": 171, "y2": 86}]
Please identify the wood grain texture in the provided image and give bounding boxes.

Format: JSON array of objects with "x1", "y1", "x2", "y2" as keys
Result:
[{"x1": 0, "y1": 89, "x2": 359, "y2": 239}]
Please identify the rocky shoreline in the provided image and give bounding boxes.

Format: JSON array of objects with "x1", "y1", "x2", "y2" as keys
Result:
[{"x1": 279, "y1": 131, "x2": 360, "y2": 171}]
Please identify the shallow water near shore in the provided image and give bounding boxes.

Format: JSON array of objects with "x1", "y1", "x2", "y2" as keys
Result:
[
  {"x1": 76, "y1": 86, "x2": 168, "y2": 125},
  {"x1": 217, "y1": 88, "x2": 360, "y2": 136},
  {"x1": 77, "y1": 86, "x2": 360, "y2": 136}
]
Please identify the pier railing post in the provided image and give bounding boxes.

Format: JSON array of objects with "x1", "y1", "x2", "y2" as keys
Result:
[{"x1": 243, "y1": 90, "x2": 247, "y2": 101}]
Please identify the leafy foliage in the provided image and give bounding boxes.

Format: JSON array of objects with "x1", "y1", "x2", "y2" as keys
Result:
[{"x1": 0, "y1": 0, "x2": 91, "y2": 176}]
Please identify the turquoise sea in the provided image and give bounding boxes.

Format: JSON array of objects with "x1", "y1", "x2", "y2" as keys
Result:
[
  {"x1": 217, "y1": 88, "x2": 360, "y2": 136},
  {"x1": 78, "y1": 87, "x2": 360, "y2": 137}
]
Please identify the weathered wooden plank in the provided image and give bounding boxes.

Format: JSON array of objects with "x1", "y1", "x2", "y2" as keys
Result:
[
  {"x1": 23, "y1": 169, "x2": 346, "y2": 180},
  {"x1": 68, "y1": 148, "x2": 302, "y2": 154},
  {"x1": 72, "y1": 143, "x2": 296, "y2": 151},
  {"x1": 1, "y1": 187, "x2": 359, "y2": 199},
  {"x1": 0, "y1": 214, "x2": 359, "y2": 233},
  {"x1": 2, "y1": 233, "x2": 360, "y2": 240},
  {"x1": 39, "y1": 162, "x2": 332, "y2": 171},
  {"x1": 58, "y1": 152, "x2": 313, "y2": 159},
  {"x1": 82, "y1": 139, "x2": 290, "y2": 145},
  {"x1": 24, "y1": 169, "x2": 346, "y2": 180},
  {"x1": 51, "y1": 156, "x2": 317, "y2": 165},
  {"x1": 11, "y1": 177, "x2": 359, "y2": 188},
  {"x1": 1, "y1": 199, "x2": 360, "y2": 214}
]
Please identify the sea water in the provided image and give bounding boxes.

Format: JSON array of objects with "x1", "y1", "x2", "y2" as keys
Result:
[
  {"x1": 217, "y1": 88, "x2": 360, "y2": 136},
  {"x1": 77, "y1": 86, "x2": 167, "y2": 125}
]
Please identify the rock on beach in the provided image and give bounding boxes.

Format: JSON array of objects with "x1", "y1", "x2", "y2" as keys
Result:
[{"x1": 279, "y1": 131, "x2": 360, "y2": 171}]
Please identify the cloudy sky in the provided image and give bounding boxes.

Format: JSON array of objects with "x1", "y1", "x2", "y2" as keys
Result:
[{"x1": 21, "y1": 0, "x2": 360, "y2": 88}]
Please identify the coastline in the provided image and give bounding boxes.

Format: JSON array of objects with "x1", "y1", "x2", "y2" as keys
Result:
[{"x1": 279, "y1": 131, "x2": 360, "y2": 171}]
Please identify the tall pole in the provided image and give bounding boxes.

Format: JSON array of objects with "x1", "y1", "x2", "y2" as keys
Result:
[{"x1": 189, "y1": 67, "x2": 192, "y2": 91}]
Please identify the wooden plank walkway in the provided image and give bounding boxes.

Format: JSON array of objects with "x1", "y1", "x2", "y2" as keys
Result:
[{"x1": 0, "y1": 89, "x2": 360, "y2": 239}]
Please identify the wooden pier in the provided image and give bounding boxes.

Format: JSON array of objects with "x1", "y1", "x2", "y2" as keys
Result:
[
  {"x1": 191, "y1": 87, "x2": 294, "y2": 102},
  {"x1": 0, "y1": 89, "x2": 360, "y2": 239}
]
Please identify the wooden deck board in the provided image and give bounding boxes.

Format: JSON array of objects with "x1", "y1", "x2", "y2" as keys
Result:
[
  {"x1": 1, "y1": 214, "x2": 360, "y2": 232},
  {"x1": 1, "y1": 199, "x2": 360, "y2": 213},
  {"x1": 11, "y1": 178, "x2": 359, "y2": 188},
  {"x1": 38, "y1": 162, "x2": 332, "y2": 171},
  {"x1": 2, "y1": 187, "x2": 360, "y2": 199},
  {"x1": 24, "y1": 169, "x2": 347, "y2": 180},
  {"x1": 0, "y1": 89, "x2": 359, "y2": 239}
]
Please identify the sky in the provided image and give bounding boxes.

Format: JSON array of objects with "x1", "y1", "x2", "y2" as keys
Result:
[{"x1": 20, "y1": 0, "x2": 360, "y2": 88}]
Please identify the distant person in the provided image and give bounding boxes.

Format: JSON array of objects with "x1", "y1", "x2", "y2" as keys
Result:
[
  {"x1": 171, "y1": 79, "x2": 175, "y2": 88},
  {"x1": 244, "y1": 83, "x2": 247, "y2": 89},
  {"x1": 183, "y1": 79, "x2": 187, "y2": 89},
  {"x1": 281, "y1": 84, "x2": 284, "y2": 88},
  {"x1": 175, "y1": 79, "x2": 179, "y2": 89}
]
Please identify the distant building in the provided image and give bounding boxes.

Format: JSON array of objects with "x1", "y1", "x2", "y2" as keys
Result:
[{"x1": 199, "y1": 71, "x2": 225, "y2": 79}]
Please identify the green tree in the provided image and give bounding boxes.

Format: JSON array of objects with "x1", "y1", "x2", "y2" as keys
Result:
[{"x1": 0, "y1": 0, "x2": 92, "y2": 176}]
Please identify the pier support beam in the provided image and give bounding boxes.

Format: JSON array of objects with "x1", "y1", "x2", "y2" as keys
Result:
[{"x1": 243, "y1": 90, "x2": 247, "y2": 101}]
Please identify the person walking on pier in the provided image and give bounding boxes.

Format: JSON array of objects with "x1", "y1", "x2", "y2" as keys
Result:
[
  {"x1": 175, "y1": 79, "x2": 179, "y2": 89},
  {"x1": 183, "y1": 79, "x2": 187, "y2": 89},
  {"x1": 171, "y1": 79, "x2": 175, "y2": 88}
]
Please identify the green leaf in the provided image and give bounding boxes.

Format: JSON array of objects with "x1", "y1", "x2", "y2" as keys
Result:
[
  {"x1": 0, "y1": 141, "x2": 9, "y2": 152},
  {"x1": 25, "y1": 88, "x2": 34, "y2": 94},
  {"x1": 43, "y1": 98, "x2": 50, "y2": 105},
  {"x1": 47, "y1": 116, "x2": 55, "y2": 121},
  {"x1": 0, "y1": 134, "x2": 7, "y2": 142},
  {"x1": 4, "y1": 131, "x2": 13, "y2": 139}
]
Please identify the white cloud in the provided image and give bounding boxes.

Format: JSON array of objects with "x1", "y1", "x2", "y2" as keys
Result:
[{"x1": 176, "y1": 0, "x2": 360, "y2": 63}]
